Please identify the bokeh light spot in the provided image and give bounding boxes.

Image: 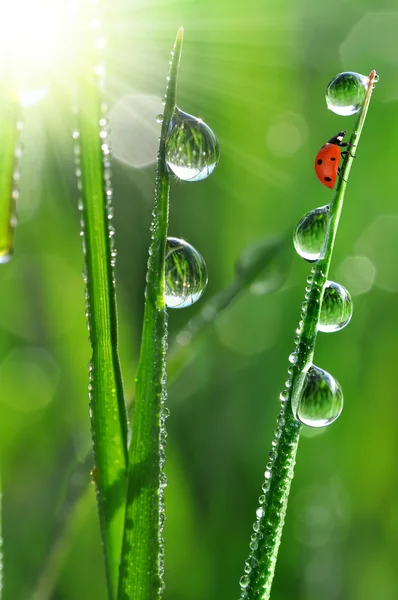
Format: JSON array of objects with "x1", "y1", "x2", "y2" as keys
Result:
[
  {"x1": 215, "y1": 293, "x2": 281, "y2": 356},
  {"x1": 355, "y1": 214, "x2": 398, "y2": 292},
  {"x1": 339, "y1": 12, "x2": 398, "y2": 102},
  {"x1": 109, "y1": 94, "x2": 163, "y2": 168},
  {"x1": 266, "y1": 112, "x2": 308, "y2": 157},
  {"x1": 0, "y1": 347, "x2": 59, "y2": 412},
  {"x1": 336, "y1": 256, "x2": 376, "y2": 296}
]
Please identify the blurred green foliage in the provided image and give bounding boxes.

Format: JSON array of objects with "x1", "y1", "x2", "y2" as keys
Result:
[{"x1": 1, "y1": 0, "x2": 398, "y2": 598}]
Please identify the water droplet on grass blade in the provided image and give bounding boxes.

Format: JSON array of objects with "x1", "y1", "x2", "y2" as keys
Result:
[
  {"x1": 297, "y1": 365, "x2": 343, "y2": 428},
  {"x1": 293, "y1": 205, "x2": 329, "y2": 261},
  {"x1": 240, "y1": 575, "x2": 250, "y2": 589},
  {"x1": 165, "y1": 237, "x2": 208, "y2": 308},
  {"x1": 326, "y1": 72, "x2": 368, "y2": 116},
  {"x1": 319, "y1": 281, "x2": 353, "y2": 333},
  {"x1": 166, "y1": 107, "x2": 220, "y2": 181}
]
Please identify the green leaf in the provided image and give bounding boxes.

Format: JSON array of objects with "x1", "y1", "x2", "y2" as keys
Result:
[
  {"x1": 0, "y1": 89, "x2": 20, "y2": 263},
  {"x1": 117, "y1": 28, "x2": 183, "y2": 600},
  {"x1": 239, "y1": 71, "x2": 378, "y2": 600},
  {"x1": 76, "y1": 68, "x2": 128, "y2": 599}
]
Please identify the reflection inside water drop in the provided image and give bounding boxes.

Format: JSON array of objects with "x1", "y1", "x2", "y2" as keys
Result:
[
  {"x1": 293, "y1": 205, "x2": 330, "y2": 262},
  {"x1": 326, "y1": 72, "x2": 368, "y2": 116},
  {"x1": 165, "y1": 107, "x2": 220, "y2": 182},
  {"x1": 297, "y1": 365, "x2": 343, "y2": 428},
  {"x1": 318, "y1": 281, "x2": 353, "y2": 333},
  {"x1": 164, "y1": 237, "x2": 208, "y2": 308}
]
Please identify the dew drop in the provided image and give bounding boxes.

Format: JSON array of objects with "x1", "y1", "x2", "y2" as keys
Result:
[
  {"x1": 256, "y1": 506, "x2": 265, "y2": 518},
  {"x1": 240, "y1": 575, "x2": 250, "y2": 590},
  {"x1": 326, "y1": 72, "x2": 368, "y2": 116},
  {"x1": 293, "y1": 205, "x2": 329, "y2": 262},
  {"x1": 165, "y1": 107, "x2": 220, "y2": 181},
  {"x1": 156, "y1": 113, "x2": 164, "y2": 124},
  {"x1": 164, "y1": 237, "x2": 208, "y2": 308},
  {"x1": 318, "y1": 281, "x2": 353, "y2": 333},
  {"x1": 297, "y1": 365, "x2": 343, "y2": 428}
]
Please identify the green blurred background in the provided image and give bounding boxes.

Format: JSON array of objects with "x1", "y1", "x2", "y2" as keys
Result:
[{"x1": 1, "y1": 0, "x2": 398, "y2": 598}]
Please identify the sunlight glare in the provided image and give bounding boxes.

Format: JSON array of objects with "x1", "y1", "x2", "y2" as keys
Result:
[{"x1": 0, "y1": 0, "x2": 78, "y2": 98}]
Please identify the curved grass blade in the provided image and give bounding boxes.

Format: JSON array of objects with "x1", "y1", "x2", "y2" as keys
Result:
[
  {"x1": 75, "y1": 58, "x2": 128, "y2": 600},
  {"x1": 239, "y1": 71, "x2": 378, "y2": 600},
  {"x1": 0, "y1": 89, "x2": 22, "y2": 263},
  {"x1": 117, "y1": 28, "x2": 183, "y2": 600}
]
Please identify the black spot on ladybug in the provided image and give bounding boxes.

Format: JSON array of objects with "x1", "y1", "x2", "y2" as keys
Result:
[
  {"x1": 330, "y1": 157, "x2": 336, "y2": 161},
  {"x1": 317, "y1": 159, "x2": 323, "y2": 165},
  {"x1": 324, "y1": 176, "x2": 332, "y2": 182}
]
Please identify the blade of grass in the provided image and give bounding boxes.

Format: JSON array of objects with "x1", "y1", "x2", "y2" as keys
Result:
[
  {"x1": 0, "y1": 88, "x2": 21, "y2": 263},
  {"x1": 31, "y1": 235, "x2": 290, "y2": 599},
  {"x1": 0, "y1": 471, "x2": 3, "y2": 599},
  {"x1": 240, "y1": 71, "x2": 378, "y2": 600},
  {"x1": 76, "y1": 52, "x2": 128, "y2": 600},
  {"x1": 117, "y1": 28, "x2": 183, "y2": 600}
]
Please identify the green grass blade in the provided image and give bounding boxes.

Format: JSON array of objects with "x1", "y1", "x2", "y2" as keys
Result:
[
  {"x1": 240, "y1": 71, "x2": 378, "y2": 600},
  {"x1": 0, "y1": 471, "x2": 3, "y2": 599},
  {"x1": 0, "y1": 90, "x2": 21, "y2": 263},
  {"x1": 29, "y1": 235, "x2": 289, "y2": 596},
  {"x1": 117, "y1": 27, "x2": 183, "y2": 600},
  {"x1": 76, "y1": 68, "x2": 128, "y2": 599}
]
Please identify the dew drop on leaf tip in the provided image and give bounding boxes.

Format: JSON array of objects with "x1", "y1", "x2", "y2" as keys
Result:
[
  {"x1": 165, "y1": 107, "x2": 220, "y2": 182},
  {"x1": 164, "y1": 237, "x2": 208, "y2": 309},
  {"x1": 326, "y1": 71, "x2": 369, "y2": 116}
]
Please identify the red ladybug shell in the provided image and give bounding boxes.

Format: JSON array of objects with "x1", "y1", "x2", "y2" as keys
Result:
[{"x1": 314, "y1": 143, "x2": 341, "y2": 189}]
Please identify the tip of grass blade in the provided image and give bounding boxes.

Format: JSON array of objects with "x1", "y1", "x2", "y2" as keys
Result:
[{"x1": 177, "y1": 26, "x2": 184, "y2": 40}]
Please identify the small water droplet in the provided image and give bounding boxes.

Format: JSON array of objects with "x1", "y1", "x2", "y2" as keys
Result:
[
  {"x1": 164, "y1": 237, "x2": 208, "y2": 308},
  {"x1": 289, "y1": 352, "x2": 298, "y2": 364},
  {"x1": 240, "y1": 575, "x2": 250, "y2": 589},
  {"x1": 280, "y1": 390, "x2": 289, "y2": 402},
  {"x1": 293, "y1": 205, "x2": 329, "y2": 262},
  {"x1": 156, "y1": 113, "x2": 164, "y2": 124},
  {"x1": 326, "y1": 72, "x2": 368, "y2": 116},
  {"x1": 318, "y1": 281, "x2": 353, "y2": 333},
  {"x1": 256, "y1": 506, "x2": 265, "y2": 518},
  {"x1": 297, "y1": 365, "x2": 343, "y2": 428},
  {"x1": 165, "y1": 107, "x2": 220, "y2": 181}
]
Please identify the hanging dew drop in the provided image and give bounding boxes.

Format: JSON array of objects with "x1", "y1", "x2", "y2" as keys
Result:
[
  {"x1": 297, "y1": 365, "x2": 343, "y2": 428},
  {"x1": 293, "y1": 205, "x2": 330, "y2": 262},
  {"x1": 318, "y1": 281, "x2": 353, "y2": 333},
  {"x1": 326, "y1": 72, "x2": 368, "y2": 116},
  {"x1": 164, "y1": 237, "x2": 208, "y2": 308},
  {"x1": 165, "y1": 107, "x2": 220, "y2": 181},
  {"x1": 156, "y1": 113, "x2": 164, "y2": 124},
  {"x1": 240, "y1": 575, "x2": 250, "y2": 590}
]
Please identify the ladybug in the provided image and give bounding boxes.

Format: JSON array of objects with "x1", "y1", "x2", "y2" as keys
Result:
[{"x1": 314, "y1": 130, "x2": 353, "y2": 189}]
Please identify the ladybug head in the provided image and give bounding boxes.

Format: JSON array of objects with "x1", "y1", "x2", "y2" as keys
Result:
[{"x1": 327, "y1": 130, "x2": 346, "y2": 146}]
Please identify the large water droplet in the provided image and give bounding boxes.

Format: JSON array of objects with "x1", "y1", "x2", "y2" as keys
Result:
[
  {"x1": 165, "y1": 107, "x2": 220, "y2": 181},
  {"x1": 293, "y1": 205, "x2": 329, "y2": 262},
  {"x1": 319, "y1": 281, "x2": 353, "y2": 333},
  {"x1": 326, "y1": 72, "x2": 368, "y2": 116},
  {"x1": 297, "y1": 365, "x2": 343, "y2": 428},
  {"x1": 164, "y1": 237, "x2": 208, "y2": 308}
]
